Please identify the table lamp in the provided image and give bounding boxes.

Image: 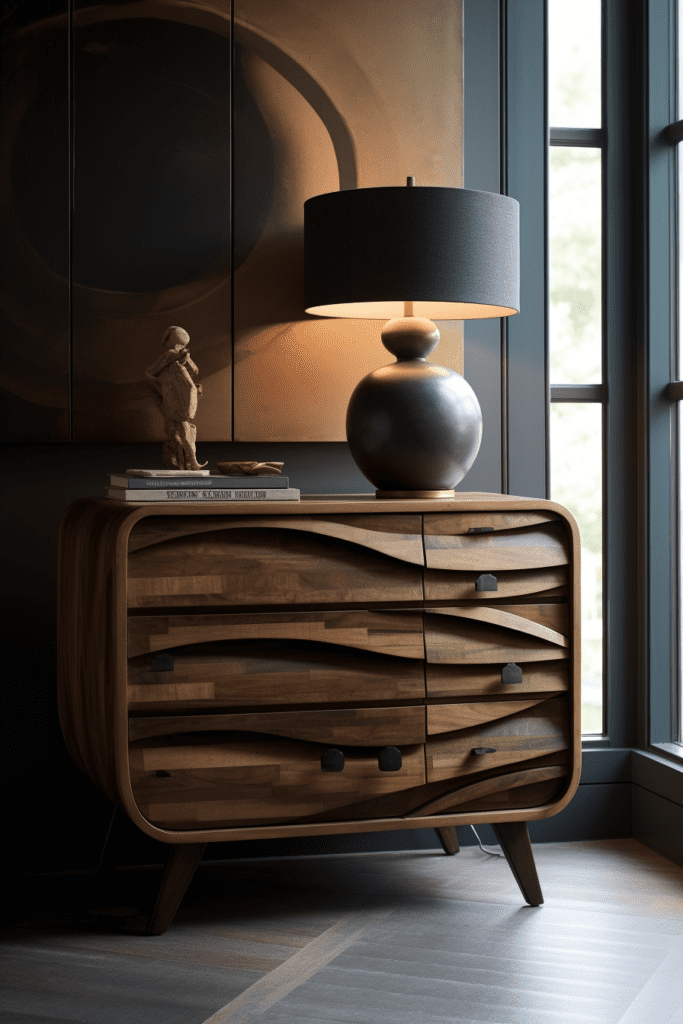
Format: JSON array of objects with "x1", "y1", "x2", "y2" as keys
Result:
[{"x1": 304, "y1": 179, "x2": 520, "y2": 498}]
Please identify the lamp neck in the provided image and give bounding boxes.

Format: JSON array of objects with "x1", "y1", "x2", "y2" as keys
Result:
[{"x1": 381, "y1": 317, "x2": 440, "y2": 361}]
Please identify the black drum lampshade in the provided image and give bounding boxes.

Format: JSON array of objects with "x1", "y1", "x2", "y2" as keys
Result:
[{"x1": 304, "y1": 181, "x2": 520, "y2": 497}]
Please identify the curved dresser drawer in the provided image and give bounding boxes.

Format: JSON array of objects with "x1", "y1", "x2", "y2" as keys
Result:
[
  {"x1": 127, "y1": 514, "x2": 424, "y2": 608},
  {"x1": 128, "y1": 635, "x2": 426, "y2": 710},
  {"x1": 423, "y1": 513, "x2": 570, "y2": 601},
  {"x1": 424, "y1": 604, "x2": 569, "y2": 665},
  {"x1": 425, "y1": 696, "x2": 570, "y2": 783},
  {"x1": 128, "y1": 608, "x2": 425, "y2": 658},
  {"x1": 129, "y1": 705, "x2": 426, "y2": 830}
]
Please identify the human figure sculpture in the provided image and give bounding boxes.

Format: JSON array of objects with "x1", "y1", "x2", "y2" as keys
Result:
[{"x1": 145, "y1": 326, "x2": 207, "y2": 470}]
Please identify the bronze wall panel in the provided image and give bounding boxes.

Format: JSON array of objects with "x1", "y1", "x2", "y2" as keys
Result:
[
  {"x1": 232, "y1": 0, "x2": 464, "y2": 441},
  {"x1": 1, "y1": 1, "x2": 463, "y2": 442}
]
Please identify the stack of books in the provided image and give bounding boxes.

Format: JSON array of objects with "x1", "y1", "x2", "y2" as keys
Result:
[{"x1": 106, "y1": 470, "x2": 300, "y2": 501}]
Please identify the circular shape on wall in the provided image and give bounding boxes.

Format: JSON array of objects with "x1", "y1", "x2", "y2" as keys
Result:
[{"x1": 11, "y1": 18, "x2": 273, "y2": 291}]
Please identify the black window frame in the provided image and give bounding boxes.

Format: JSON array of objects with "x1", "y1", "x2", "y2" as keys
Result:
[{"x1": 466, "y1": 0, "x2": 683, "y2": 779}]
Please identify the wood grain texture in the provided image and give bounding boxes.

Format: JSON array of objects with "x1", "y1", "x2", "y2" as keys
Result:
[
  {"x1": 425, "y1": 698, "x2": 570, "y2": 783},
  {"x1": 127, "y1": 610, "x2": 425, "y2": 661},
  {"x1": 424, "y1": 609, "x2": 568, "y2": 664},
  {"x1": 432, "y1": 604, "x2": 569, "y2": 647},
  {"x1": 406, "y1": 764, "x2": 568, "y2": 816},
  {"x1": 147, "y1": 842, "x2": 206, "y2": 936},
  {"x1": 129, "y1": 706, "x2": 426, "y2": 746},
  {"x1": 426, "y1": 699, "x2": 548, "y2": 735},
  {"x1": 56, "y1": 494, "x2": 581, "y2": 853},
  {"x1": 128, "y1": 514, "x2": 425, "y2": 565},
  {"x1": 423, "y1": 564, "x2": 568, "y2": 601},
  {"x1": 426, "y1": 659, "x2": 569, "y2": 698},
  {"x1": 127, "y1": 520, "x2": 423, "y2": 608},
  {"x1": 130, "y1": 740, "x2": 426, "y2": 829},
  {"x1": 199, "y1": 896, "x2": 398, "y2": 1024},
  {"x1": 7, "y1": 841, "x2": 679, "y2": 1021},
  {"x1": 57, "y1": 498, "x2": 132, "y2": 803},
  {"x1": 491, "y1": 821, "x2": 544, "y2": 905},
  {"x1": 446, "y1": 776, "x2": 567, "y2": 814},
  {"x1": 494, "y1": 601, "x2": 569, "y2": 634},
  {"x1": 422, "y1": 517, "x2": 570, "y2": 571},
  {"x1": 434, "y1": 826, "x2": 460, "y2": 854},
  {"x1": 423, "y1": 511, "x2": 559, "y2": 535},
  {"x1": 128, "y1": 640, "x2": 426, "y2": 710}
]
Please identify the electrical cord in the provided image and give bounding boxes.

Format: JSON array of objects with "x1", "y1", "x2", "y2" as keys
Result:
[{"x1": 470, "y1": 825, "x2": 505, "y2": 857}]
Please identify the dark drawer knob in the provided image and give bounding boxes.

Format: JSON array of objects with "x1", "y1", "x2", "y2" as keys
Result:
[
  {"x1": 472, "y1": 747, "x2": 497, "y2": 755},
  {"x1": 151, "y1": 653, "x2": 174, "y2": 672},
  {"x1": 501, "y1": 662, "x2": 523, "y2": 685},
  {"x1": 155, "y1": 770, "x2": 171, "y2": 778},
  {"x1": 378, "y1": 746, "x2": 402, "y2": 772},
  {"x1": 475, "y1": 573, "x2": 498, "y2": 592},
  {"x1": 468, "y1": 526, "x2": 494, "y2": 534},
  {"x1": 321, "y1": 748, "x2": 345, "y2": 772}
]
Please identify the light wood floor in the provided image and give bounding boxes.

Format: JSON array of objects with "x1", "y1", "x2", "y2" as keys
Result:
[{"x1": 2, "y1": 838, "x2": 683, "y2": 1024}]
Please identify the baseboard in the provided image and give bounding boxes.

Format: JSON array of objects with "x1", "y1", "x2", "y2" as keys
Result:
[{"x1": 632, "y1": 785, "x2": 683, "y2": 868}]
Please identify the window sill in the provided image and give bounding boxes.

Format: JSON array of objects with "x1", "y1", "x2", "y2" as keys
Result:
[
  {"x1": 581, "y1": 735, "x2": 611, "y2": 749},
  {"x1": 632, "y1": 749, "x2": 683, "y2": 808},
  {"x1": 650, "y1": 742, "x2": 683, "y2": 767}
]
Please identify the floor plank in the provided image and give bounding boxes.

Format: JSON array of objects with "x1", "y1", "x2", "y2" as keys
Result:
[
  {"x1": 252, "y1": 900, "x2": 679, "y2": 1024},
  {"x1": 201, "y1": 899, "x2": 396, "y2": 1024},
  {"x1": 1, "y1": 839, "x2": 682, "y2": 1024}
]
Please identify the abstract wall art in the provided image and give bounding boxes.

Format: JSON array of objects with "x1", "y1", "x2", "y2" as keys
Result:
[{"x1": 0, "y1": 0, "x2": 463, "y2": 442}]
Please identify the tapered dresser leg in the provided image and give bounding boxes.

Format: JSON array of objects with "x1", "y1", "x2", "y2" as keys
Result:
[
  {"x1": 491, "y1": 822, "x2": 544, "y2": 906},
  {"x1": 147, "y1": 843, "x2": 207, "y2": 935},
  {"x1": 435, "y1": 827, "x2": 460, "y2": 855}
]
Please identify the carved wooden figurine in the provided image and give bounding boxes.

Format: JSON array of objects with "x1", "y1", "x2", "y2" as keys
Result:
[{"x1": 145, "y1": 326, "x2": 207, "y2": 470}]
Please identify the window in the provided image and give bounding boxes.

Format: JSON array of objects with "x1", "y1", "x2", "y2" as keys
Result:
[
  {"x1": 642, "y1": 0, "x2": 682, "y2": 762},
  {"x1": 676, "y1": 0, "x2": 683, "y2": 748},
  {"x1": 548, "y1": 0, "x2": 604, "y2": 735},
  {"x1": 664, "y1": 0, "x2": 683, "y2": 752}
]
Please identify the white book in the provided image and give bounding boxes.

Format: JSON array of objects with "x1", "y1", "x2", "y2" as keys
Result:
[{"x1": 106, "y1": 487, "x2": 300, "y2": 501}]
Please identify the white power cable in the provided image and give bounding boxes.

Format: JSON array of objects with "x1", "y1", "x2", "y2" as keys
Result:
[{"x1": 470, "y1": 825, "x2": 505, "y2": 857}]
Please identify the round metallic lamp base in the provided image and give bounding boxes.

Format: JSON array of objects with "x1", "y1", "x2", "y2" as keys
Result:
[
  {"x1": 375, "y1": 489, "x2": 456, "y2": 499},
  {"x1": 346, "y1": 318, "x2": 482, "y2": 496}
]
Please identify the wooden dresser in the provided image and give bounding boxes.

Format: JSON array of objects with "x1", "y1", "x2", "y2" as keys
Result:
[{"x1": 58, "y1": 493, "x2": 581, "y2": 933}]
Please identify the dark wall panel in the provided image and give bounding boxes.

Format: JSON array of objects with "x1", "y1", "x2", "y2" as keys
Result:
[
  {"x1": 70, "y1": 8, "x2": 233, "y2": 442},
  {"x1": 633, "y1": 787, "x2": 683, "y2": 868},
  {"x1": 462, "y1": 0, "x2": 503, "y2": 494},
  {"x1": 505, "y1": 0, "x2": 548, "y2": 499},
  {"x1": 0, "y1": 1, "x2": 70, "y2": 440}
]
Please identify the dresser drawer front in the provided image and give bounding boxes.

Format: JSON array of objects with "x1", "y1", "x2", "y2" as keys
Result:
[
  {"x1": 128, "y1": 608, "x2": 424, "y2": 660},
  {"x1": 423, "y1": 514, "x2": 569, "y2": 601},
  {"x1": 130, "y1": 734, "x2": 426, "y2": 830},
  {"x1": 423, "y1": 514, "x2": 569, "y2": 570},
  {"x1": 424, "y1": 566, "x2": 567, "y2": 602},
  {"x1": 405, "y1": 764, "x2": 569, "y2": 818},
  {"x1": 425, "y1": 697, "x2": 569, "y2": 783},
  {"x1": 127, "y1": 515, "x2": 423, "y2": 608},
  {"x1": 128, "y1": 638, "x2": 426, "y2": 710},
  {"x1": 426, "y1": 659, "x2": 569, "y2": 698},
  {"x1": 129, "y1": 706, "x2": 426, "y2": 746},
  {"x1": 424, "y1": 605, "x2": 569, "y2": 665}
]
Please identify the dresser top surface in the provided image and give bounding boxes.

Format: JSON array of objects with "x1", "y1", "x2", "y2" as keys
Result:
[{"x1": 88, "y1": 492, "x2": 570, "y2": 518}]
